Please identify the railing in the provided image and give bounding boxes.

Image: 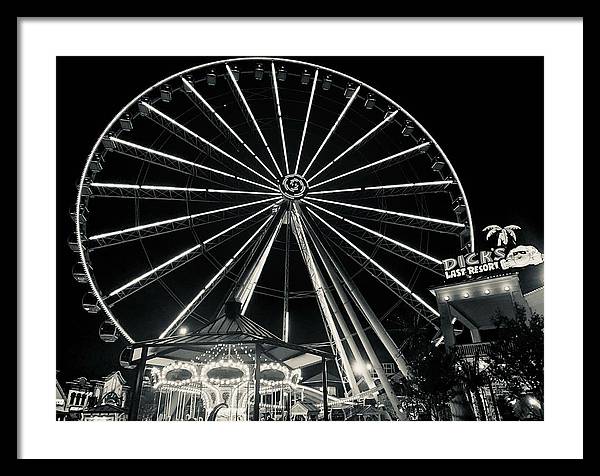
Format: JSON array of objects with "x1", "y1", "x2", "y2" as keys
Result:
[{"x1": 454, "y1": 342, "x2": 492, "y2": 358}]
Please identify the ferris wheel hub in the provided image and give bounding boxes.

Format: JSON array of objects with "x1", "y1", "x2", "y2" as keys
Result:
[{"x1": 279, "y1": 173, "x2": 309, "y2": 200}]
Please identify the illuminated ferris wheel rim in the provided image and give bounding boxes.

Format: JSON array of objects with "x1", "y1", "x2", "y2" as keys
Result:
[{"x1": 74, "y1": 57, "x2": 476, "y2": 347}]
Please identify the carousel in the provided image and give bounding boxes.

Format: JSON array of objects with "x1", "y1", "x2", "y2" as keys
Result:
[{"x1": 124, "y1": 300, "x2": 335, "y2": 421}]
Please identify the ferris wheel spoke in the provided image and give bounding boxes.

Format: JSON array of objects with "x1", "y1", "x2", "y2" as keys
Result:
[
  {"x1": 270, "y1": 62, "x2": 290, "y2": 175},
  {"x1": 294, "y1": 69, "x2": 319, "y2": 175},
  {"x1": 334, "y1": 227, "x2": 445, "y2": 277},
  {"x1": 305, "y1": 196, "x2": 465, "y2": 235},
  {"x1": 181, "y1": 77, "x2": 279, "y2": 182},
  {"x1": 307, "y1": 180, "x2": 455, "y2": 199},
  {"x1": 303, "y1": 200, "x2": 444, "y2": 275},
  {"x1": 302, "y1": 86, "x2": 361, "y2": 177},
  {"x1": 306, "y1": 110, "x2": 398, "y2": 184},
  {"x1": 90, "y1": 182, "x2": 279, "y2": 202},
  {"x1": 159, "y1": 211, "x2": 279, "y2": 338},
  {"x1": 309, "y1": 141, "x2": 431, "y2": 190},
  {"x1": 103, "y1": 204, "x2": 278, "y2": 306},
  {"x1": 138, "y1": 100, "x2": 278, "y2": 188},
  {"x1": 306, "y1": 208, "x2": 440, "y2": 327},
  {"x1": 86, "y1": 197, "x2": 279, "y2": 249},
  {"x1": 104, "y1": 136, "x2": 278, "y2": 192},
  {"x1": 225, "y1": 64, "x2": 283, "y2": 178}
]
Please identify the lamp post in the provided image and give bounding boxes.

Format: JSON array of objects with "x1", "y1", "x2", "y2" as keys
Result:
[
  {"x1": 128, "y1": 346, "x2": 148, "y2": 421},
  {"x1": 322, "y1": 357, "x2": 329, "y2": 421},
  {"x1": 253, "y1": 344, "x2": 261, "y2": 421}
]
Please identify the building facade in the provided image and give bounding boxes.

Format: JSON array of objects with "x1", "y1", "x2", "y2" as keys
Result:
[
  {"x1": 430, "y1": 273, "x2": 544, "y2": 421},
  {"x1": 57, "y1": 371, "x2": 131, "y2": 421}
]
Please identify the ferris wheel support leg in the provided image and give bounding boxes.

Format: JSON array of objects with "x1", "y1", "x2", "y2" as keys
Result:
[
  {"x1": 159, "y1": 213, "x2": 278, "y2": 338},
  {"x1": 237, "y1": 218, "x2": 283, "y2": 314},
  {"x1": 299, "y1": 216, "x2": 377, "y2": 390},
  {"x1": 290, "y1": 204, "x2": 360, "y2": 397},
  {"x1": 315, "y1": 229, "x2": 411, "y2": 380},
  {"x1": 304, "y1": 218, "x2": 405, "y2": 420},
  {"x1": 319, "y1": 277, "x2": 377, "y2": 390},
  {"x1": 282, "y1": 209, "x2": 291, "y2": 342}
]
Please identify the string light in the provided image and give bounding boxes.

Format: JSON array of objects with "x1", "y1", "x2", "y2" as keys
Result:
[
  {"x1": 201, "y1": 358, "x2": 250, "y2": 386},
  {"x1": 155, "y1": 361, "x2": 199, "y2": 388},
  {"x1": 150, "y1": 343, "x2": 301, "y2": 421},
  {"x1": 259, "y1": 362, "x2": 301, "y2": 387}
]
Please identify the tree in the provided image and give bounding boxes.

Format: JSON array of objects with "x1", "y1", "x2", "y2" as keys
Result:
[
  {"x1": 487, "y1": 305, "x2": 544, "y2": 413},
  {"x1": 455, "y1": 352, "x2": 490, "y2": 420},
  {"x1": 483, "y1": 224, "x2": 521, "y2": 246},
  {"x1": 396, "y1": 330, "x2": 461, "y2": 420}
]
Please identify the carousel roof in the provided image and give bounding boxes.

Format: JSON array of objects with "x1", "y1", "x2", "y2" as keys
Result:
[
  {"x1": 302, "y1": 371, "x2": 343, "y2": 385},
  {"x1": 198, "y1": 313, "x2": 280, "y2": 339},
  {"x1": 130, "y1": 308, "x2": 334, "y2": 370}
]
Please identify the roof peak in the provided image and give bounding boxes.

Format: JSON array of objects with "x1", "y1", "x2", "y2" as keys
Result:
[{"x1": 191, "y1": 312, "x2": 279, "y2": 340}]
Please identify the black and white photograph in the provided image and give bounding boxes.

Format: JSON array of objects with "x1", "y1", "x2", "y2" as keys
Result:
[{"x1": 18, "y1": 18, "x2": 583, "y2": 460}]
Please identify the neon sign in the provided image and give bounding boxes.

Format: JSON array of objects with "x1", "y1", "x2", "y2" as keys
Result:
[
  {"x1": 443, "y1": 225, "x2": 544, "y2": 280},
  {"x1": 443, "y1": 248, "x2": 507, "y2": 279}
]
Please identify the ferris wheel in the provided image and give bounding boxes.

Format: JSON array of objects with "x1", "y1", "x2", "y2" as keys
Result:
[{"x1": 70, "y1": 57, "x2": 474, "y2": 411}]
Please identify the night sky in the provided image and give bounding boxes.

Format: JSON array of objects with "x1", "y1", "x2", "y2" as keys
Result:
[{"x1": 56, "y1": 56, "x2": 543, "y2": 386}]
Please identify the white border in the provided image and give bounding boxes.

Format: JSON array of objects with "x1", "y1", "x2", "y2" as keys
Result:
[{"x1": 18, "y1": 18, "x2": 583, "y2": 459}]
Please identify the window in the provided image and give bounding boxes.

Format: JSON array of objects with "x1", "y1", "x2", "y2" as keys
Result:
[{"x1": 383, "y1": 363, "x2": 396, "y2": 375}]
